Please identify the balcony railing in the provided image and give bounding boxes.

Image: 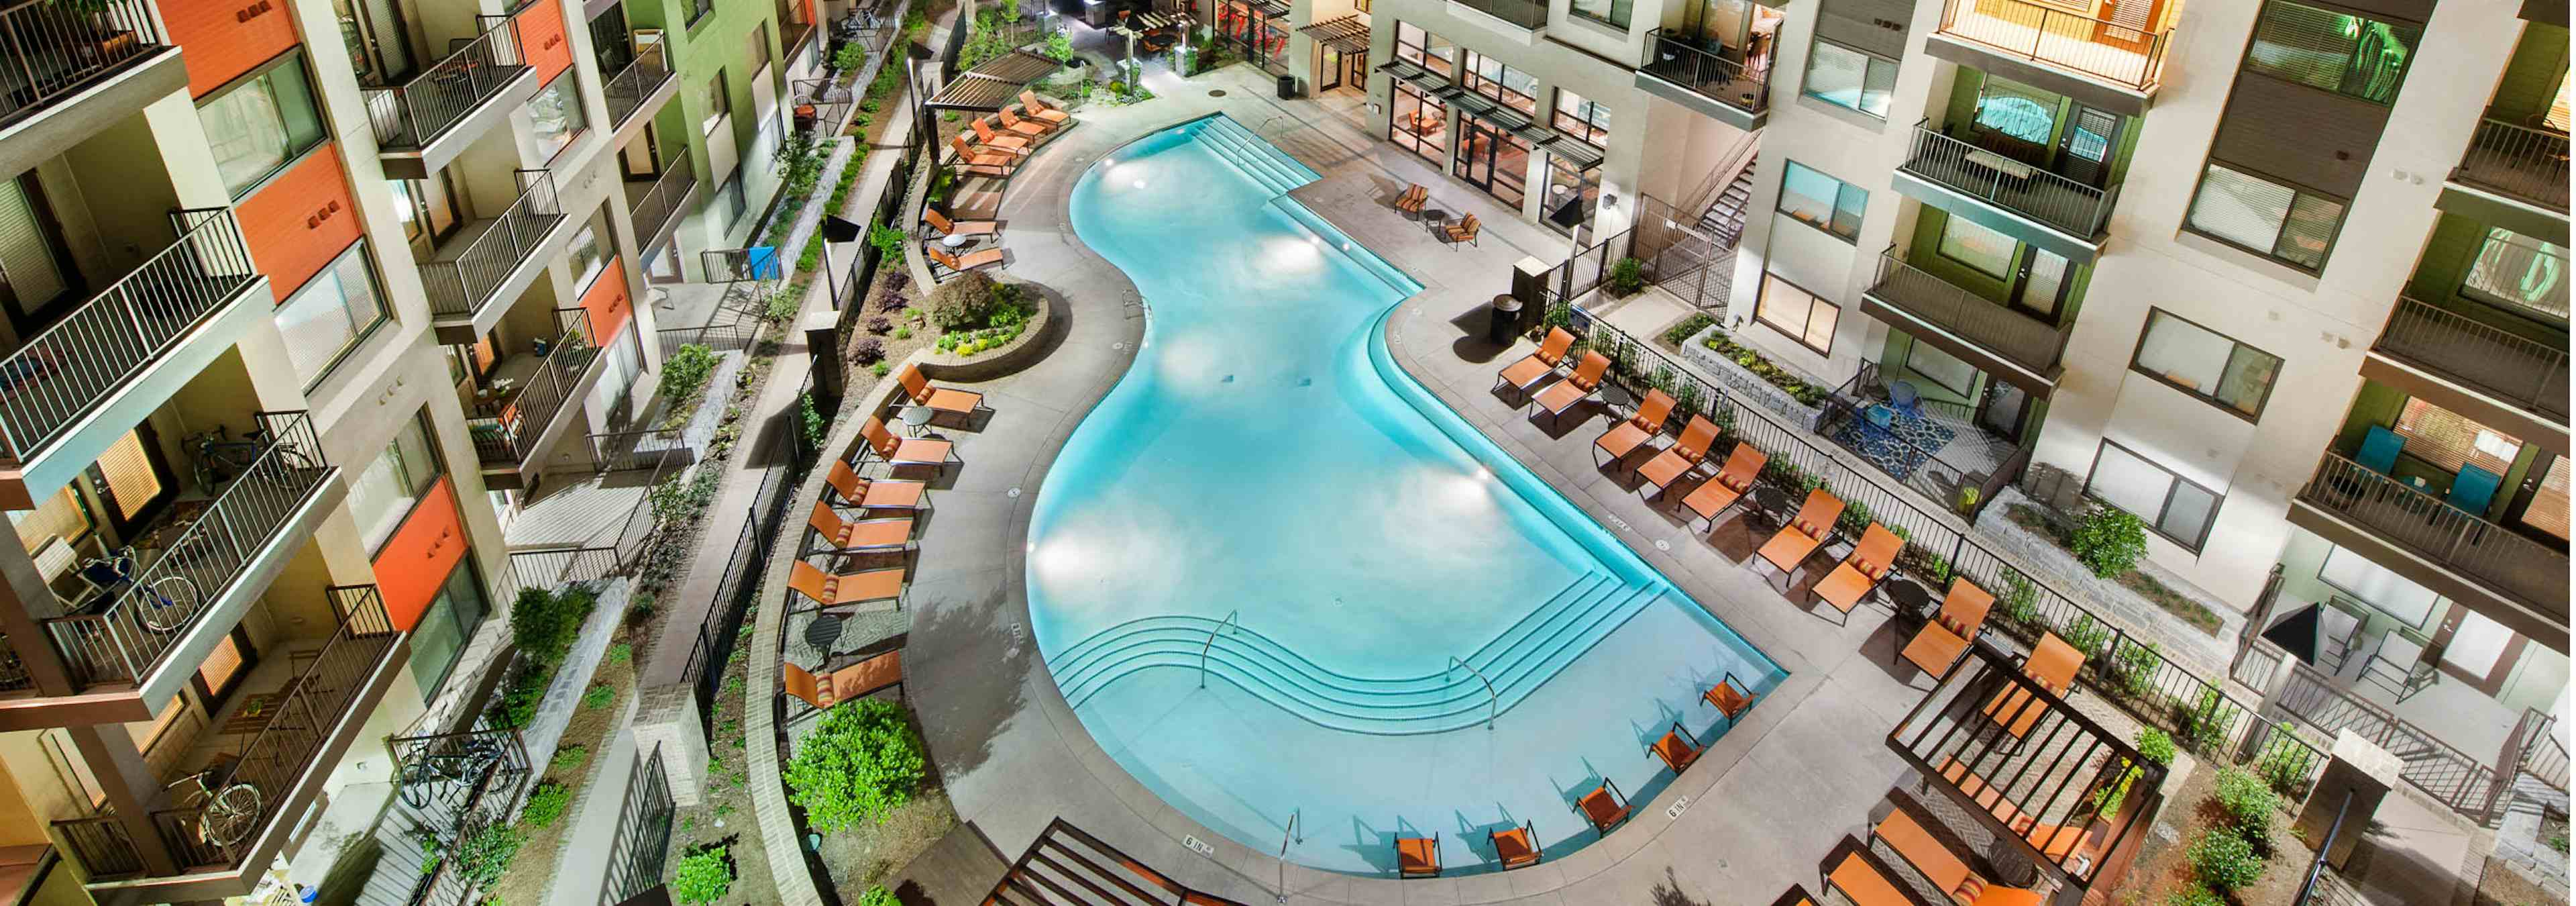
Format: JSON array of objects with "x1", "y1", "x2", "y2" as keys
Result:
[
  {"x1": 2297, "y1": 450, "x2": 2571, "y2": 615},
  {"x1": 2373, "y1": 296, "x2": 2569, "y2": 423},
  {"x1": 1900, "y1": 120, "x2": 2121, "y2": 241},
  {"x1": 1640, "y1": 29, "x2": 1769, "y2": 114},
  {"x1": 2453, "y1": 117, "x2": 2571, "y2": 212},
  {"x1": 0, "y1": 0, "x2": 165, "y2": 129},
  {"x1": 363, "y1": 16, "x2": 526, "y2": 150},
  {"x1": 602, "y1": 43, "x2": 670, "y2": 130},
  {"x1": 0, "y1": 207, "x2": 259, "y2": 465},
  {"x1": 629, "y1": 157, "x2": 696, "y2": 248},
  {"x1": 1865, "y1": 247, "x2": 2072, "y2": 376},
  {"x1": 1936, "y1": 0, "x2": 2169, "y2": 91},
  {"x1": 40, "y1": 411, "x2": 332, "y2": 688},
  {"x1": 423, "y1": 170, "x2": 566, "y2": 319},
  {"x1": 469, "y1": 310, "x2": 599, "y2": 466},
  {"x1": 1450, "y1": 0, "x2": 1544, "y2": 30}
]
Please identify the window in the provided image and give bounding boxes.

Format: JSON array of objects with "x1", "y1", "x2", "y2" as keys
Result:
[
  {"x1": 1803, "y1": 40, "x2": 1896, "y2": 119},
  {"x1": 2131, "y1": 309, "x2": 2282, "y2": 418},
  {"x1": 687, "y1": 0, "x2": 714, "y2": 26},
  {"x1": 2318, "y1": 544, "x2": 2440, "y2": 627},
  {"x1": 199, "y1": 54, "x2": 325, "y2": 197},
  {"x1": 524, "y1": 72, "x2": 588, "y2": 162},
  {"x1": 2085, "y1": 440, "x2": 2223, "y2": 551},
  {"x1": 1460, "y1": 51, "x2": 1538, "y2": 113},
  {"x1": 1552, "y1": 89, "x2": 1610, "y2": 147},
  {"x1": 702, "y1": 71, "x2": 730, "y2": 134},
  {"x1": 1569, "y1": 0, "x2": 1631, "y2": 30},
  {"x1": 1756, "y1": 272, "x2": 1837, "y2": 354},
  {"x1": 344, "y1": 413, "x2": 444, "y2": 554},
  {"x1": 717, "y1": 171, "x2": 749, "y2": 230},
  {"x1": 2519, "y1": 457, "x2": 2569, "y2": 541},
  {"x1": 276, "y1": 242, "x2": 390, "y2": 388},
  {"x1": 748, "y1": 21, "x2": 771, "y2": 72},
  {"x1": 2245, "y1": 0, "x2": 2419, "y2": 105},
  {"x1": 2186, "y1": 163, "x2": 2345, "y2": 270},
  {"x1": 1389, "y1": 80, "x2": 1446, "y2": 163},
  {"x1": 2392, "y1": 397, "x2": 2521, "y2": 476},
  {"x1": 2462, "y1": 228, "x2": 2569, "y2": 320},
  {"x1": 13, "y1": 483, "x2": 93, "y2": 554},
  {"x1": 1971, "y1": 77, "x2": 2058, "y2": 146},
  {"x1": 1395, "y1": 22, "x2": 1453, "y2": 78},
  {"x1": 1936, "y1": 217, "x2": 2017, "y2": 279},
  {"x1": 1903, "y1": 336, "x2": 1976, "y2": 397},
  {"x1": 568, "y1": 208, "x2": 612, "y2": 292},
  {"x1": 407, "y1": 558, "x2": 490, "y2": 695},
  {"x1": 1778, "y1": 160, "x2": 1866, "y2": 242}
]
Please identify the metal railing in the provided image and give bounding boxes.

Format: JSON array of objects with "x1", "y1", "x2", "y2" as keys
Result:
[
  {"x1": 1864, "y1": 247, "x2": 2074, "y2": 376},
  {"x1": 468, "y1": 308, "x2": 599, "y2": 466},
  {"x1": 596, "y1": 743, "x2": 674, "y2": 906},
  {"x1": 1937, "y1": 0, "x2": 2169, "y2": 91},
  {"x1": 0, "y1": 207, "x2": 259, "y2": 464},
  {"x1": 41, "y1": 411, "x2": 331, "y2": 688},
  {"x1": 2520, "y1": 710, "x2": 2569, "y2": 793},
  {"x1": 55, "y1": 815, "x2": 139, "y2": 878},
  {"x1": 627, "y1": 157, "x2": 696, "y2": 250},
  {"x1": 2292, "y1": 792, "x2": 2359, "y2": 906},
  {"x1": 686, "y1": 378, "x2": 815, "y2": 729},
  {"x1": 364, "y1": 16, "x2": 526, "y2": 149},
  {"x1": 0, "y1": 0, "x2": 165, "y2": 128},
  {"x1": 2295, "y1": 450, "x2": 2571, "y2": 617},
  {"x1": 1899, "y1": 120, "x2": 2121, "y2": 240},
  {"x1": 2271, "y1": 662, "x2": 2508, "y2": 819},
  {"x1": 2372, "y1": 296, "x2": 2569, "y2": 422},
  {"x1": 1449, "y1": 0, "x2": 1545, "y2": 30},
  {"x1": 2454, "y1": 117, "x2": 2571, "y2": 211},
  {"x1": 601, "y1": 41, "x2": 670, "y2": 129},
  {"x1": 423, "y1": 170, "x2": 566, "y2": 319},
  {"x1": 1640, "y1": 29, "x2": 1768, "y2": 113}
]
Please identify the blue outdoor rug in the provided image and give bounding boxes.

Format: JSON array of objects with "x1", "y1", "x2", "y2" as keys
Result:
[{"x1": 1831, "y1": 406, "x2": 1960, "y2": 481}]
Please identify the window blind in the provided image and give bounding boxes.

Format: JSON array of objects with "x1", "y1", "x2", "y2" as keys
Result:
[
  {"x1": 94, "y1": 430, "x2": 160, "y2": 520},
  {"x1": 2520, "y1": 456, "x2": 2569, "y2": 541},
  {"x1": 2392, "y1": 397, "x2": 2520, "y2": 475}
]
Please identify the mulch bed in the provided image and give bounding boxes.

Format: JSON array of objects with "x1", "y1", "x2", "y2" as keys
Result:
[{"x1": 2110, "y1": 764, "x2": 2314, "y2": 905}]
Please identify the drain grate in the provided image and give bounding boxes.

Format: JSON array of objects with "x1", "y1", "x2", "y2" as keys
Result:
[{"x1": 1209, "y1": 89, "x2": 1227, "y2": 97}]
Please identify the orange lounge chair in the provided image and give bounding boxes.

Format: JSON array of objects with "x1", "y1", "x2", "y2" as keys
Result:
[
  {"x1": 1018, "y1": 89, "x2": 1072, "y2": 125},
  {"x1": 860, "y1": 415, "x2": 954, "y2": 472},
  {"x1": 925, "y1": 207, "x2": 998, "y2": 238},
  {"x1": 1873, "y1": 807, "x2": 1992, "y2": 906},
  {"x1": 1532, "y1": 351, "x2": 1609, "y2": 422},
  {"x1": 1442, "y1": 214, "x2": 1481, "y2": 248},
  {"x1": 1395, "y1": 832, "x2": 1438, "y2": 877},
  {"x1": 1811, "y1": 523, "x2": 1902, "y2": 623},
  {"x1": 1638, "y1": 416, "x2": 1720, "y2": 498},
  {"x1": 1572, "y1": 779, "x2": 1628, "y2": 836},
  {"x1": 1495, "y1": 328, "x2": 1574, "y2": 393},
  {"x1": 1769, "y1": 887, "x2": 1819, "y2": 906},
  {"x1": 788, "y1": 560, "x2": 906, "y2": 609},
  {"x1": 782, "y1": 649, "x2": 903, "y2": 711},
  {"x1": 808, "y1": 501, "x2": 915, "y2": 553},
  {"x1": 927, "y1": 245, "x2": 1004, "y2": 274},
  {"x1": 970, "y1": 118, "x2": 1034, "y2": 155},
  {"x1": 1899, "y1": 578, "x2": 1993, "y2": 681},
  {"x1": 1756, "y1": 489, "x2": 1844, "y2": 578},
  {"x1": 1984, "y1": 632, "x2": 2085, "y2": 742},
  {"x1": 898, "y1": 363, "x2": 989, "y2": 421},
  {"x1": 826, "y1": 460, "x2": 928, "y2": 511},
  {"x1": 1593, "y1": 389, "x2": 1674, "y2": 466},
  {"x1": 1393, "y1": 184, "x2": 1428, "y2": 215},
  {"x1": 947, "y1": 135, "x2": 1018, "y2": 172},
  {"x1": 1825, "y1": 850, "x2": 1909, "y2": 906},
  {"x1": 1646, "y1": 721, "x2": 1701, "y2": 774},
  {"x1": 997, "y1": 106, "x2": 1055, "y2": 137},
  {"x1": 1678, "y1": 442, "x2": 1765, "y2": 523},
  {"x1": 1490, "y1": 821, "x2": 1540, "y2": 870},
  {"x1": 1701, "y1": 671, "x2": 1757, "y2": 723}
]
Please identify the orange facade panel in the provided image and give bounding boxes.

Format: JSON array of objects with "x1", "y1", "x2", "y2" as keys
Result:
[
  {"x1": 237, "y1": 147, "x2": 360, "y2": 304},
  {"x1": 579, "y1": 258, "x2": 632, "y2": 342},
  {"x1": 518, "y1": 0, "x2": 573, "y2": 85},
  {"x1": 163, "y1": 0, "x2": 299, "y2": 98},
  {"x1": 374, "y1": 476, "x2": 468, "y2": 632}
]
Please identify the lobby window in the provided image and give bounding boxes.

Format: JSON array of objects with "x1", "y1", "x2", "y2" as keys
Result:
[
  {"x1": 1395, "y1": 22, "x2": 1453, "y2": 78},
  {"x1": 345, "y1": 412, "x2": 444, "y2": 554},
  {"x1": 1802, "y1": 40, "x2": 1895, "y2": 119},
  {"x1": 1389, "y1": 81, "x2": 1446, "y2": 163},
  {"x1": 1778, "y1": 160, "x2": 1865, "y2": 242},
  {"x1": 2245, "y1": 0, "x2": 2419, "y2": 105},
  {"x1": 2130, "y1": 309, "x2": 2282, "y2": 419},
  {"x1": 2085, "y1": 439, "x2": 2222, "y2": 552},
  {"x1": 200, "y1": 52, "x2": 326, "y2": 197},
  {"x1": 1552, "y1": 89, "x2": 1609, "y2": 147},
  {"x1": 277, "y1": 242, "x2": 391, "y2": 389},
  {"x1": 1460, "y1": 50, "x2": 1538, "y2": 114},
  {"x1": 525, "y1": 72, "x2": 588, "y2": 162},
  {"x1": 2184, "y1": 162, "x2": 2344, "y2": 271},
  {"x1": 2462, "y1": 227, "x2": 2569, "y2": 320},
  {"x1": 2392, "y1": 397, "x2": 2522, "y2": 477},
  {"x1": 1756, "y1": 272, "x2": 1837, "y2": 355},
  {"x1": 1569, "y1": 0, "x2": 1631, "y2": 30}
]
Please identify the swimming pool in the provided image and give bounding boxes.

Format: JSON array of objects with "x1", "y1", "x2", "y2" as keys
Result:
[{"x1": 1030, "y1": 114, "x2": 1784, "y2": 875}]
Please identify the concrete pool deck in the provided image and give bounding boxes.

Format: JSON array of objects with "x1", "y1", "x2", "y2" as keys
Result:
[{"x1": 753, "y1": 64, "x2": 1947, "y2": 905}]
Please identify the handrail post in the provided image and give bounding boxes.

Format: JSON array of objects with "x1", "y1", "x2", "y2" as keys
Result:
[
  {"x1": 1275, "y1": 810, "x2": 1298, "y2": 903},
  {"x1": 1448, "y1": 656, "x2": 1497, "y2": 729},
  {"x1": 1197, "y1": 609, "x2": 1238, "y2": 688}
]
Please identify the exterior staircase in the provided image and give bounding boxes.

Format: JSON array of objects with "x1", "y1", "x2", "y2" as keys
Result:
[{"x1": 1699, "y1": 152, "x2": 1758, "y2": 250}]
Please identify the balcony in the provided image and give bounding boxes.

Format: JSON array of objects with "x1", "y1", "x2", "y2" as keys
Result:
[
  {"x1": 1634, "y1": 29, "x2": 1770, "y2": 130},
  {"x1": 1449, "y1": 0, "x2": 1544, "y2": 32},
  {"x1": 780, "y1": 0, "x2": 818, "y2": 63},
  {"x1": 0, "y1": 0, "x2": 182, "y2": 172},
  {"x1": 602, "y1": 42, "x2": 676, "y2": 140},
  {"x1": 2362, "y1": 297, "x2": 2568, "y2": 444},
  {"x1": 2290, "y1": 451, "x2": 2570, "y2": 646},
  {"x1": 625, "y1": 156, "x2": 698, "y2": 256},
  {"x1": 2443, "y1": 118, "x2": 2569, "y2": 230},
  {"x1": 0, "y1": 208, "x2": 266, "y2": 510},
  {"x1": 1924, "y1": 0, "x2": 2168, "y2": 113},
  {"x1": 1859, "y1": 247, "x2": 2072, "y2": 389},
  {"x1": 37, "y1": 412, "x2": 338, "y2": 702},
  {"x1": 362, "y1": 16, "x2": 537, "y2": 180},
  {"x1": 1892, "y1": 119, "x2": 2118, "y2": 262},
  {"x1": 468, "y1": 310, "x2": 608, "y2": 490},
  {"x1": 424, "y1": 171, "x2": 570, "y2": 344},
  {"x1": 56, "y1": 587, "x2": 402, "y2": 900}
]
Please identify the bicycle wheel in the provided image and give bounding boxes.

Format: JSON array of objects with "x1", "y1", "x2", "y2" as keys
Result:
[
  {"x1": 199, "y1": 783, "x2": 262, "y2": 847},
  {"x1": 136, "y1": 576, "x2": 203, "y2": 633}
]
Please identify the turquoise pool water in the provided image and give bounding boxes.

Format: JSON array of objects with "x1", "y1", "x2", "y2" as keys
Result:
[{"x1": 1030, "y1": 114, "x2": 1783, "y2": 875}]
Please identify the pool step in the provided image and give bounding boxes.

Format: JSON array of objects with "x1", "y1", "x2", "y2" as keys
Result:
[{"x1": 1186, "y1": 115, "x2": 1317, "y2": 198}]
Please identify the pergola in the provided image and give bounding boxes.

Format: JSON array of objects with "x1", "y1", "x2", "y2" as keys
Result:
[{"x1": 923, "y1": 50, "x2": 1065, "y2": 112}]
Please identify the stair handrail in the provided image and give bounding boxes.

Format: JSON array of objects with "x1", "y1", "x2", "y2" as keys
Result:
[
  {"x1": 1274, "y1": 810, "x2": 1300, "y2": 903},
  {"x1": 1448, "y1": 656, "x2": 1498, "y2": 730},
  {"x1": 1684, "y1": 135, "x2": 1762, "y2": 217},
  {"x1": 1197, "y1": 609, "x2": 1241, "y2": 689}
]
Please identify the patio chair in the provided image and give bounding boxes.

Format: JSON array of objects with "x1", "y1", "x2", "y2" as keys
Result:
[
  {"x1": 1984, "y1": 632, "x2": 2084, "y2": 742},
  {"x1": 927, "y1": 244, "x2": 1006, "y2": 274},
  {"x1": 2317, "y1": 598, "x2": 2366, "y2": 672},
  {"x1": 1495, "y1": 328, "x2": 1575, "y2": 394},
  {"x1": 1811, "y1": 523, "x2": 1902, "y2": 623},
  {"x1": 1756, "y1": 489, "x2": 1844, "y2": 579},
  {"x1": 2449, "y1": 463, "x2": 2502, "y2": 515},
  {"x1": 859, "y1": 415, "x2": 955, "y2": 473},
  {"x1": 1443, "y1": 214, "x2": 1481, "y2": 248},
  {"x1": 1593, "y1": 389, "x2": 1676, "y2": 467},
  {"x1": 998, "y1": 106, "x2": 1057, "y2": 138},
  {"x1": 925, "y1": 207, "x2": 999, "y2": 238},
  {"x1": 783, "y1": 649, "x2": 904, "y2": 711},
  {"x1": 1393, "y1": 184, "x2": 1428, "y2": 217},
  {"x1": 1646, "y1": 721, "x2": 1702, "y2": 774},
  {"x1": 970, "y1": 118, "x2": 1034, "y2": 155},
  {"x1": 1572, "y1": 778, "x2": 1629, "y2": 836},
  {"x1": 1680, "y1": 442, "x2": 1766, "y2": 527},
  {"x1": 1639, "y1": 417, "x2": 1721, "y2": 499},
  {"x1": 788, "y1": 560, "x2": 908, "y2": 609},
  {"x1": 2361, "y1": 627, "x2": 2438, "y2": 701},
  {"x1": 898, "y1": 363, "x2": 990, "y2": 421},
  {"x1": 807, "y1": 501, "x2": 915, "y2": 554},
  {"x1": 1395, "y1": 831, "x2": 1440, "y2": 877},
  {"x1": 1899, "y1": 578, "x2": 1994, "y2": 681},
  {"x1": 947, "y1": 136, "x2": 1020, "y2": 177},
  {"x1": 1018, "y1": 89, "x2": 1073, "y2": 125},
  {"x1": 1490, "y1": 821, "x2": 1540, "y2": 870},
  {"x1": 2357, "y1": 425, "x2": 2405, "y2": 475},
  {"x1": 1532, "y1": 351, "x2": 1609, "y2": 424},
  {"x1": 1874, "y1": 806, "x2": 1992, "y2": 906},
  {"x1": 1823, "y1": 849, "x2": 1910, "y2": 906},
  {"x1": 826, "y1": 460, "x2": 928, "y2": 512},
  {"x1": 1701, "y1": 670, "x2": 1757, "y2": 724}
]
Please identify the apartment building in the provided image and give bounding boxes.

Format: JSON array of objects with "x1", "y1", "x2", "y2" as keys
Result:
[{"x1": 0, "y1": 0, "x2": 819, "y2": 899}]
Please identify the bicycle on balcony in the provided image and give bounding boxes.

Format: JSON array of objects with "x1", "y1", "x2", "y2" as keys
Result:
[
  {"x1": 185, "y1": 424, "x2": 319, "y2": 491},
  {"x1": 168, "y1": 760, "x2": 262, "y2": 849},
  {"x1": 66, "y1": 540, "x2": 206, "y2": 634},
  {"x1": 397, "y1": 734, "x2": 511, "y2": 809}
]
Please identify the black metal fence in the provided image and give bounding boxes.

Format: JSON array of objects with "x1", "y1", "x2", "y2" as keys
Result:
[
  {"x1": 598, "y1": 743, "x2": 676, "y2": 906},
  {"x1": 680, "y1": 373, "x2": 819, "y2": 733}
]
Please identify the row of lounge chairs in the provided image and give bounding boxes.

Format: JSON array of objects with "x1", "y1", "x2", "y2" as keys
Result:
[
  {"x1": 928, "y1": 91, "x2": 1078, "y2": 276},
  {"x1": 788, "y1": 366, "x2": 989, "y2": 613}
]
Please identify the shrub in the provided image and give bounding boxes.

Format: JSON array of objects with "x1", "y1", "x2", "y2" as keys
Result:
[
  {"x1": 2135, "y1": 727, "x2": 2176, "y2": 766},
  {"x1": 2110, "y1": 636, "x2": 2160, "y2": 699},
  {"x1": 511, "y1": 585, "x2": 596, "y2": 668},
  {"x1": 1044, "y1": 28, "x2": 1074, "y2": 62},
  {"x1": 551, "y1": 744, "x2": 590, "y2": 774},
  {"x1": 521, "y1": 781, "x2": 570, "y2": 829},
  {"x1": 834, "y1": 41, "x2": 867, "y2": 72},
  {"x1": 926, "y1": 271, "x2": 1007, "y2": 330},
  {"x1": 853, "y1": 338, "x2": 885, "y2": 366},
  {"x1": 605, "y1": 642, "x2": 633, "y2": 665},
  {"x1": 672, "y1": 846, "x2": 735, "y2": 904},
  {"x1": 784, "y1": 698, "x2": 928, "y2": 832},
  {"x1": 872, "y1": 361, "x2": 891, "y2": 377},
  {"x1": 868, "y1": 222, "x2": 908, "y2": 261},
  {"x1": 1835, "y1": 499, "x2": 1872, "y2": 538},
  {"x1": 773, "y1": 132, "x2": 828, "y2": 200},
  {"x1": 2178, "y1": 688, "x2": 2238, "y2": 754},
  {"x1": 2090, "y1": 762, "x2": 2142, "y2": 820},
  {"x1": 2254, "y1": 727, "x2": 2318, "y2": 796},
  {"x1": 894, "y1": 325, "x2": 912, "y2": 340},
  {"x1": 2188, "y1": 827, "x2": 2263, "y2": 892},
  {"x1": 1607, "y1": 257, "x2": 1646, "y2": 297},
  {"x1": 2059, "y1": 613, "x2": 2112, "y2": 660},
  {"x1": 1661, "y1": 313, "x2": 1715, "y2": 347},
  {"x1": 2215, "y1": 767, "x2": 2279, "y2": 838},
  {"x1": 453, "y1": 823, "x2": 523, "y2": 887},
  {"x1": 657, "y1": 344, "x2": 720, "y2": 404},
  {"x1": 582, "y1": 683, "x2": 614, "y2": 710},
  {"x1": 1998, "y1": 568, "x2": 2041, "y2": 627},
  {"x1": 2070, "y1": 504, "x2": 2149, "y2": 578},
  {"x1": 1542, "y1": 301, "x2": 1572, "y2": 332},
  {"x1": 800, "y1": 393, "x2": 827, "y2": 452},
  {"x1": 767, "y1": 287, "x2": 802, "y2": 323},
  {"x1": 857, "y1": 887, "x2": 899, "y2": 906},
  {"x1": 867, "y1": 315, "x2": 894, "y2": 334},
  {"x1": 2167, "y1": 886, "x2": 2224, "y2": 906}
]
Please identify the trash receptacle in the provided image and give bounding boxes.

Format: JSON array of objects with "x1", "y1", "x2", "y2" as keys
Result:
[
  {"x1": 1487, "y1": 294, "x2": 1523, "y2": 346},
  {"x1": 1277, "y1": 74, "x2": 1299, "y2": 99}
]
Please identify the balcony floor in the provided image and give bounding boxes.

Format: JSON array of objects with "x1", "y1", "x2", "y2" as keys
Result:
[
  {"x1": 2455, "y1": 152, "x2": 2571, "y2": 213},
  {"x1": 1831, "y1": 397, "x2": 2020, "y2": 511},
  {"x1": 1939, "y1": 9, "x2": 2155, "y2": 88},
  {"x1": 502, "y1": 468, "x2": 657, "y2": 550},
  {"x1": 152, "y1": 639, "x2": 331, "y2": 786},
  {"x1": 1638, "y1": 58, "x2": 1766, "y2": 112}
]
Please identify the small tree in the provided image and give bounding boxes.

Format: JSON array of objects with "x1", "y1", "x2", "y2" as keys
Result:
[
  {"x1": 1606, "y1": 257, "x2": 1646, "y2": 297},
  {"x1": 834, "y1": 40, "x2": 867, "y2": 72},
  {"x1": 1045, "y1": 28, "x2": 1075, "y2": 64},
  {"x1": 926, "y1": 271, "x2": 1006, "y2": 330},
  {"x1": 784, "y1": 699, "x2": 928, "y2": 832},
  {"x1": 2070, "y1": 503, "x2": 2149, "y2": 578}
]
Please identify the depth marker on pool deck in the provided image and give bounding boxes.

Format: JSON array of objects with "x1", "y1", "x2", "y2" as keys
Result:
[
  {"x1": 1666, "y1": 795, "x2": 1691, "y2": 819},
  {"x1": 1183, "y1": 835, "x2": 1217, "y2": 858}
]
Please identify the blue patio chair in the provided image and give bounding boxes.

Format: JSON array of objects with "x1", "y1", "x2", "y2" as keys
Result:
[
  {"x1": 2357, "y1": 425, "x2": 2405, "y2": 475},
  {"x1": 2448, "y1": 464, "x2": 2503, "y2": 516},
  {"x1": 1888, "y1": 381, "x2": 1921, "y2": 419}
]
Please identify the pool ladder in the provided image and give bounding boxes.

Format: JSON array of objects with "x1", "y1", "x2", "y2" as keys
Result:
[
  {"x1": 1275, "y1": 810, "x2": 1301, "y2": 903},
  {"x1": 1197, "y1": 609, "x2": 1241, "y2": 689}
]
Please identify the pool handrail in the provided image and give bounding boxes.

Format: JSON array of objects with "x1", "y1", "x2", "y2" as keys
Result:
[
  {"x1": 1448, "y1": 656, "x2": 1499, "y2": 729},
  {"x1": 1198, "y1": 609, "x2": 1241, "y2": 688}
]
